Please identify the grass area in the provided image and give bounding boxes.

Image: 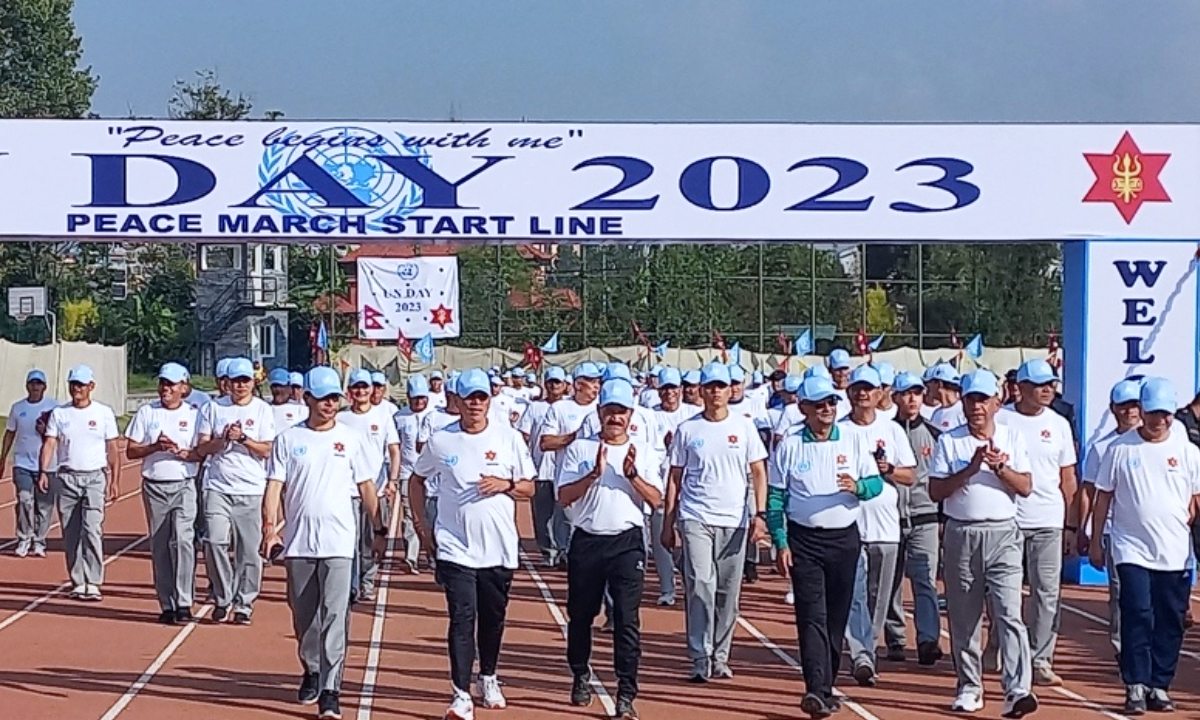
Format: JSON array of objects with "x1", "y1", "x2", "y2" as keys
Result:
[{"x1": 128, "y1": 372, "x2": 217, "y2": 394}]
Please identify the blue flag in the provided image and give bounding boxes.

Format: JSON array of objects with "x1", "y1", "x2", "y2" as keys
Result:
[
  {"x1": 794, "y1": 329, "x2": 813, "y2": 356},
  {"x1": 729, "y1": 342, "x2": 741, "y2": 365},
  {"x1": 965, "y1": 334, "x2": 984, "y2": 360},
  {"x1": 654, "y1": 340, "x2": 669, "y2": 358},
  {"x1": 868, "y1": 333, "x2": 885, "y2": 352},
  {"x1": 316, "y1": 320, "x2": 329, "y2": 351},
  {"x1": 540, "y1": 332, "x2": 559, "y2": 354},
  {"x1": 415, "y1": 333, "x2": 435, "y2": 363}
]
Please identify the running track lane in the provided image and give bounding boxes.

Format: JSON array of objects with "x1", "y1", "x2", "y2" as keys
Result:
[{"x1": 4, "y1": 501, "x2": 1200, "y2": 720}]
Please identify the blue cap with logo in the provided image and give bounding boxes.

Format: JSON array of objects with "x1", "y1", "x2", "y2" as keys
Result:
[
  {"x1": 268, "y1": 368, "x2": 291, "y2": 386},
  {"x1": 1140, "y1": 377, "x2": 1177, "y2": 414},
  {"x1": 960, "y1": 370, "x2": 999, "y2": 398},
  {"x1": 928, "y1": 362, "x2": 961, "y2": 386},
  {"x1": 873, "y1": 362, "x2": 896, "y2": 386},
  {"x1": 226, "y1": 357, "x2": 254, "y2": 380},
  {"x1": 849, "y1": 365, "x2": 882, "y2": 388},
  {"x1": 289, "y1": 371, "x2": 304, "y2": 387},
  {"x1": 828, "y1": 348, "x2": 852, "y2": 370},
  {"x1": 603, "y1": 362, "x2": 633, "y2": 384},
  {"x1": 159, "y1": 362, "x2": 189, "y2": 384},
  {"x1": 700, "y1": 362, "x2": 732, "y2": 386},
  {"x1": 803, "y1": 365, "x2": 832, "y2": 380},
  {"x1": 525, "y1": 372, "x2": 537, "y2": 383},
  {"x1": 445, "y1": 375, "x2": 460, "y2": 395},
  {"x1": 545, "y1": 366, "x2": 567, "y2": 382},
  {"x1": 658, "y1": 367, "x2": 682, "y2": 388},
  {"x1": 490, "y1": 374, "x2": 503, "y2": 386},
  {"x1": 430, "y1": 370, "x2": 443, "y2": 380},
  {"x1": 68, "y1": 364, "x2": 95, "y2": 384},
  {"x1": 1110, "y1": 378, "x2": 1142, "y2": 405},
  {"x1": 599, "y1": 379, "x2": 636, "y2": 409},
  {"x1": 892, "y1": 372, "x2": 925, "y2": 393},
  {"x1": 1016, "y1": 359, "x2": 1057, "y2": 385},
  {"x1": 216, "y1": 358, "x2": 231, "y2": 379},
  {"x1": 573, "y1": 362, "x2": 603, "y2": 380},
  {"x1": 799, "y1": 376, "x2": 839, "y2": 403},
  {"x1": 305, "y1": 366, "x2": 343, "y2": 399},
  {"x1": 682, "y1": 370, "x2": 701, "y2": 385},
  {"x1": 407, "y1": 374, "x2": 430, "y2": 398},
  {"x1": 457, "y1": 368, "x2": 492, "y2": 398},
  {"x1": 783, "y1": 375, "x2": 803, "y2": 393},
  {"x1": 728, "y1": 364, "x2": 745, "y2": 384},
  {"x1": 25, "y1": 369, "x2": 46, "y2": 384},
  {"x1": 371, "y1": 371, "x2": 387, "y2": 386},
  {"x1": 348, "y1": 368, "x2": 373, "y2": 387}
]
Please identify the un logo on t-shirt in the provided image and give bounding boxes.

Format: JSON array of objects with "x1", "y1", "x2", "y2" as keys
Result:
[
  {"x1": 688, "y1": 438, "x2": 705, "y2": 450},
  {"x1": 292, "y1": 445, "x2": 308, "y2": 457},
  {"x1": 445, "y1": 455, "x2": 459, "y2": 467},
  {"x1": 1127, "y1": 457, "x2": 1141, "y2": 471},
  {"x1": 796, "y1": 460, "x2": 812, "y2": 473}
]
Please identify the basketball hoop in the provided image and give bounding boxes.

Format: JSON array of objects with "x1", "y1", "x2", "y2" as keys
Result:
[{"x1": 13, "y1": 312, "x2": 29, "y2": 325}]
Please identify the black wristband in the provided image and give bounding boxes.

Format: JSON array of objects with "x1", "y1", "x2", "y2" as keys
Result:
[{"x1": 373, "y1": 526, "x2": 388, "y2": 537}]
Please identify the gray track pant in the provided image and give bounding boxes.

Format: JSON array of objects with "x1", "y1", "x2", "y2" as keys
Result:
[
  {"x1": 203, "y1": 491, "x2": 263, "y2": 614},
  {"x1": 649, "y1": 507, "x2": 678, "y2": 598},
  {"x1": 679, "y1": 519, "x2": 747, "y2": 670},
  {"x1": 885, "y1": 522, "x2": 942, "y2": 648},
  {"x1": 944, "y1": 518, "x2": 1032, "y2": 697},
  {"x1": 984, "y1": 527, "x2": 1063, "y2": 670},
  {"x1": 143, "y1": 478, "x2": 198, "y2": 612},
  {"x1": 56, "y1": 470, "x2": 107, "y2": 587},
  {"x1": 845, "y1": 542, "x2": 899, "y2": 668},
  {"x1": 287, "y1": 557, "x2": 353, "y2": 693},
  {"x1": 14, "y1": 467, "x2": 53, "y2": 545}
]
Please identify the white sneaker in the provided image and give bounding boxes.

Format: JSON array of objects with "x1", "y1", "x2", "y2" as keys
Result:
[
  {"x1": 14, "y1": 539, "x2": 30, "y2": 557},
  {"x1": 84, "y1": 584, "x2": 103, "y2": 601},
  {"x1": 1001, "y1": 692, "x2": 1038, "y2": 719},
  {"x1": 31, "y1": 544, "x2": 46, "y2": 557},
  {"x1": 446, "y1": 689, "x2": 474, "y2": 720},
  {"x1": 657, "y1": 592, "x2": 676, "y2": 606},
  {"x1": 477, "y1": 674, "x2": 506, "y2": 709},
  {"x1": 785, "y1": 590, "x2": 795, "y2": 606},
  {"x1": 68, "y1": 584, "x2": 86, "y2": 600},
  {"x1": 951, "y1": 689, "x2": 984, "y2": 713}
]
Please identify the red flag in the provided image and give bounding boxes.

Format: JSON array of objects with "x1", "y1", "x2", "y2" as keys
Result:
[
  {"x1": 711, "y1": 329, "x2": 728, "y2": 363},
  {"x1": 854, "y1": 328, "x2": 869, "y2": 356},
  {"x1": 397, "y1": 331, "x2": 412, "y2": 361},
  {"x1": 1047, "y1": 329, "x2": 1062, "y2": 370},
  {"x1": 523, "y1": 341, "x2": 543, "y2": 369},
  {"x1": 776, "y1": 330, "x2": 789, "y2": 355},
  {"x1": 949, "y1": 325, "x2": 961, "y2": 349}
]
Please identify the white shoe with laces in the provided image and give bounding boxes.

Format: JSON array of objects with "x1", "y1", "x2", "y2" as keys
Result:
[
  {"x1": 15, "y1": 539, "x2": 30, "y2": 557},
  {"x1": 446, "y1": 689, "x2": 474, "y2": 720},
  {"x1": 477, "y1": 674, "x2": 506, "y2": 709},
  {"x1": 951, "y1": 689, "x2": 984, "y2": 713}
]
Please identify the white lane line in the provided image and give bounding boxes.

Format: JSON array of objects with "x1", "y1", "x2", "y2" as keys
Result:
[
  {"x1": 521, "y1": 553, "x2": 617, "y2": 717},
  {"x1": 0, "y1": 533, "x2": 148, "y2": 633},
  {"x1": 0, "y1": 459, "x2": 140, "y2": 511},
  {"x1": 736, "y1": 617, "x2": 882, "y2": 720},
  {"x1": 97, "y1": 605, "x2": 215, "y2": 720},
  {"x1": 355, "y1": 495, "x2": 405, "y2": 720},
  {"x1": 0, "y1": 483, "x2": 146, "y2": 553}
]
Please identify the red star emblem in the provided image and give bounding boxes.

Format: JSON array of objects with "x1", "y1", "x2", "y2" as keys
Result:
[
  {"x1": 88, "y1": 420, "x2": 96, "y2": 427},
  {"x1": 430, "y1": 304, "x2": 454, "y2": 329},
  {"x1": 333, "y1": 442, "x2": 345, "y2": 452},
  {"x1": 876, "y1": 439, "x2": 886, "y2": 449},
  {"x1": 921, "y1": 446, "x2": 933, "y2": 458},
  {"x1": 727, "y1": 435, "x2": 739, "y2": 444},
  {"x1": 246, "y1": 419, "x2": 255, "y2": 427},
  {"x1": 485, "y1": 450, "x2": 496, "y2": 461},
  {"x1": 837, "y1": 455, "x2": 847, "y2": 464},
  {"x1": 631, "y1": 424, "x2": 639, "y2": 432},
  {"x1": 180, "y1": 421, "x2": 188, "y2": 428},
  {"x1": 1040, "y1": 429, "x2": 1052, "y2": 438},
  {"x1": 1083, "y1": 131, "x2": 1171, "y2": 224},
  {"x1": 371, "y1": 424, "x2": 379, "y2": 432},
  {"x1": 1168, "y1": 457, "x2": 1179, "y2": 468}
]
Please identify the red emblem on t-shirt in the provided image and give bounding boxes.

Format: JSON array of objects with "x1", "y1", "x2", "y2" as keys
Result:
[
  {"x1": 728, "y1": 435, "x2": 738, "y2": 444},
  {"x1": 179, "y1": 421, "x2": 188, "y2": 428},
  {"x1": 371, "y1": 424, "x2": 379, "y2": 432},
  {"x1": 246, "y1": 419, "x2": 255, "y2": 427},
  {"x1": 88, "y1": 420, "x2": 96, "y2": 428},
  {"x1": 333, "y1": 442, "x2": 345, "y2": 453},
  {"x1": 485, "y1": 450, "x2": 497, "y2": 461},
  {"x1": 631, "y1": 424, "x2": 639, "y2": 432},
  {"x1": 837, "y1": 455, "x2": 847, "y2": 464},
  {"x1": 1040, "y1": 429, "x2": 1052, "y2": 439},
  {"x1": 876, "y1": 439, "x2": 886, "y2": 449},
  {"x1": 1168, "y1": 457, "x2": 1179, "y2": 468},
  {"x1": 921, "y1": 446, "x2": 933, "y2": 458}
]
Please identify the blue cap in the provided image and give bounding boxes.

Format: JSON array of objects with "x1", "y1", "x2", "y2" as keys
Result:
[
  {"x1": 658, "y1": 367, "x2": 682, "y2": 388},
  {"x1": 26, "y1": 369, "x2": 46, "y2": 384},
  {"x1": 873, "y1": 362, "x2": 896, "y2": 386},
  {"x1": 921, "y1": 364, "x2": 938, "y2": 382},
  {"x1": 573, "y1": 362, "x2": 603, "y2": 380},
  {"x1": 545, "y1": 366, "x2": 567, "y2": 382},
  {"x1": 682, "y1": 370, "x2": 701, "y2": 385},
  {"x1": 226, "y1": 358, "x2": 254, "y2": 380},
  {"x1": 892, "y1": 372, "x2": 925, "y2": 393},
  {"x1": 159, "y1": 362, "x2": 189, "y2": 384},
  {"x1": 216, "y1": 358, "x2": 231, "y2": 379},
  {"x1": 430, "y1": 370, "x2": 443, "y2": 380},
  {"x1": 503, "y1": 369, "x2": 514, "y2": 379},
  {"x1": 1110, "y1": 379, "x2": 1142, "y2": 405},
  {"x1": 603, "y1": 362, "x2": 633, "y2": 384},
  {"x1": 267, "y1": 368, "x2": 291, "y2": 386},
  {"x1": 799, "y1": 376, "x2": 839, "y2": 403},
  {"x1": 650, "y1": 364, "x2": 663, "y2": 375},
  {"x1": 407, "y1": 375, "x2": 430, "y2": 398},
  {"x1": 728, "y1": 364, "x2": 745, "y2": 384},
  {"x1": 803, "y1": 365, "x2": 832, "y2": 380},
  {"x1": 783, "y1": 375, "x2": 803, "y2": 393},
  {"x1": 599, "y1": 379, "x2": 636, "y2": 409},
  {"x1": 960, "y1": 370, "x2": 999, "y2": 398},
  {"x1": 525, "y1": 372, "x2": 537, "y2": 382},
  {"x1": 371, "y1": 371, "x2": 387, "y2": 386},
  {"x1": 289, "y1": 371, "x2": 304, "y2": 387},
  {"x1": 348, "y1": 368, "x2": 373, "y2": 387},
  {"x1": 928, "y1": 362, "x2": 961, "y2": 386},
  {"x1": 445, "y1": 376, "x2": 460, "y2": 395},
  {"x1": 67, "y1": 364, "x2": 94, "y2": 384},
  {"x1": 700, "y1": 362, "x2": 731, "y2": 386},
  {"x1": 828, "y1": 349, "x2": 852, "y2": 370},
  {"x1": 1140, "y1": 377, "x2": 1177, "y2": 414},
  {"x1": 1016, "y1": 359, "x2": 1057, "y2": 385},
  {"x1": 849, "y1": 365, "x2": 882, "y2": 388},
  {"x1": 752, "y1": 370, "x2": 764, "y2": 385},
  {"x1": 305, "y1": 366, "x2": 343, "y2": 399},
  {"x1": 490, "y1": 374, "x2": 503, "y2": 386},
  {"x1": 457, "y1": 368, "x2": 491, "y2": 398}
]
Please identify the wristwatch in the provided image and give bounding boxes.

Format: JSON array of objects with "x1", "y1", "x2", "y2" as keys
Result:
[
  {"x1": 755, "y1": 510, "x2": 768, "y2": 520},
  {"x1": 506, "y1": 478, "x2": 517, "y2": 492},
  {"x1": 373, "y1": 525, "x2": 388, "y2": 537}
]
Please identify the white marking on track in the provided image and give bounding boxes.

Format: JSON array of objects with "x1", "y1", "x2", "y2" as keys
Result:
[{"x1": 355, "y1": 495, "x2": 405, "y2": 720}]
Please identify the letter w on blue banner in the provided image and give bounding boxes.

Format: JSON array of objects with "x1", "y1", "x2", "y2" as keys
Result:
[
  {"x1": 794, "y1": 329, "x2": 813, "y2": 356},
  {"x1": 965, "y1": 334, "x2": 984, "y2": 360},
  {"x1": 415, "y1": 333, "x2": 435, "y2": 363},
  {"x1": 540, "y1": 332, "x2": 559, "y2": 354}
]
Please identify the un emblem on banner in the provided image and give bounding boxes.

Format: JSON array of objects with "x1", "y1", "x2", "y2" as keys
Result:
[
  {"x1": 256, "y1": 126, "x2": 430, "y2": 232},
  {"x1": 397, "y1": 262, "x2": 420, "y2": 281}
]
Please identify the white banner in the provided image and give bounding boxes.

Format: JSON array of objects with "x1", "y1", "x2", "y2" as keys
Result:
[
  {"x1": 1, "y1": 120, "x2": 1199, "y2": 241},
  {"x1": 356, "y1": 257, "x2": 460, "y2": 340}
]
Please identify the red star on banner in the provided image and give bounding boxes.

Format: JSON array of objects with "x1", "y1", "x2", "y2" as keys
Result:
[
  {"x1": 1083, "y1": 131, "x2": 1171, "y2": 224},
  {"x1": 485, "y1": 450, "x2": 497, "y2": 461},
  {"x1": 430, "y1": 304, "x2": 454, "y2": 329}
]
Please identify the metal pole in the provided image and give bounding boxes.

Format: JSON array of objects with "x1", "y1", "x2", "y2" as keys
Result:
[
  {"x1": 580, "y1": 245, "x2": 589, "y2": 348},
  {"x1": 328, "y1": 244, "x2": 336, "y2": 352},
  {"x1": 860, "y1": 243, "x2": 867, "y2": 336},
  {"x1": 757, "y1": 242, "x2": 765, "y2": 352},
  {"x1": 917, "y1": 243, "x2": 925, "y2": 350},
  {"x1": 495, "y1": 245, "x2": 504, "y2": 348},
  {"x1": 809, "y1": 243, "x2": 816, "y2": 346}
]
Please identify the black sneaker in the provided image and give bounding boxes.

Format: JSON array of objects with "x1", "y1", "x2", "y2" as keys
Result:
[
  {"x1": 823, "y1": 693, "x2": 842, "y2": 712},
  {"x1": 744, "y1": 562, "x2": 759, "y2": 584},
  {"x1": 917, "y1": 641, "x2": 944, "y2": 666},
  {"x1": 887, "y1": 646, "x2": 906, "y2": 662},
  {"x1": 318, "y1": 690, "x2": 341, "y2": 719},
  {"x1": 212, "y1": 606, "x2": 229, "y2": 623},
  {"x1": 232, "y1": 610, "x2": 251, "y2": 625},
  {"x1": 800, "y1": 693, "x2": 833, "y2": 719},
  {"x1": 298, "y1": 673, "x2": 320, "y2": 705},
  {"x1": 157, "y1": 610, "x2": 176, "y2": 625},
  {"x1": 852, "y1": 661, "x2": 877, "y2": 687},
  {"x1": 1146, "y1": 688, "x2": 1174, "y2": 713},
  {"x1": 1124, "y1": 685, "x2": 1147, "y2": 716},
  {"x1": 570, "y1": 675, "x2": 592, "y2": 707},
  {"x1": 174, "y1": 609, "x2": 194, "y2": 624},
  {"x1": 615, "y1": 695, "x2": 638, "y2": 720}
]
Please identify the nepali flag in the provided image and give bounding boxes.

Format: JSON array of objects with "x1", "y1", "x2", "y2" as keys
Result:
[
  {"x1": 524, "y1": 341, "x2": 543, "y2": 369},
  {"x1": 397, "y1": 331, "x2": 413, "y2": 361},
  {"x1": 854, "y1": 328, "x2": 869, "y2": 356}
]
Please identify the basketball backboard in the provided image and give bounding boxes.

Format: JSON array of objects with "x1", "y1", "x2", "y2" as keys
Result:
[{"x1": 8, "y1": 286, "x2": 47, "y2": 321}]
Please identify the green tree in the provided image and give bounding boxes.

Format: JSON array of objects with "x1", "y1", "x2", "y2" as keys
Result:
[
  {"x1": 0, "y1": 0, "x2": 96, "y2": 117},
  {"x1": 169, "y1": 69, "x2": 253, "y2": 120}
]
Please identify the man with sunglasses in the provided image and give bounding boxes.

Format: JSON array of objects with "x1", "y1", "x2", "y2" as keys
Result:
[{"x1": 2, "y1": 369, "x2": 57, "y2": 558}]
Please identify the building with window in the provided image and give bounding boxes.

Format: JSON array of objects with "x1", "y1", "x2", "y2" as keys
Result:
[{"x1": 195, "y1": 243, "x2": 290, "y2": 375}]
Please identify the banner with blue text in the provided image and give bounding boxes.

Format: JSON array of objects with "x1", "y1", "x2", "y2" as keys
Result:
[{"x1": 3, "y1": 121, "x2": 1200, "y2": 242}]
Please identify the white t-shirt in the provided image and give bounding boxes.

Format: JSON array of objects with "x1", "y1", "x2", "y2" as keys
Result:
[
  {"x1": 126, "y1": 401, "x2": 202, "y2": 480},
  {"x1": 268, "y1": 423, "x2": 372, "y2": 559},
  {"x1": 773, "y1": 404, "x2": 804, "y2": 438},
  {"x1": 337, "y1": 404, "x2": 400, "y2": 482},
  {"x1": 197, "y1": 396, "x2": 276, "y2": 495},
  {"x1": 375, "y1": 399, "x2": 402, "y2": 419},
  {"x1": 919, "y1": 403, "x2": 937, "y2": 421},
  {"x1": 557, "y1": 436, "x2": 662, "y2": 534},
  {"x1": 770, "y1": 424, "x2": 878, "y2": 530},
  {"x1": 1082, "y1": 427, "x2": 1129, "y2": 537},
  {"x1": 1097, "y1": 429, "x2": 1200, "y2": 571},
  {"x1": 875, "y1": 404, "x2": 899, "y2": 421},
  {"x1": 44, "y1": 402, "x2": 119, "y2": 473},
  {"x1": 931, "y1": 401, "x2": 966, "y2": 432},
  {"x1": 638, "y1": 387, "x2": 659, "y2": 408},
  {"x1": 930, "y1": 424, "x2": 1032, "y2": 522},
  {"x1": 417, "y1": 408, "x2": 462, "y2": 493},
  {"x1": 271, "y1": 401, "x2": 309, "y2": 432},
  {"x1": 412, "y1": 420, "x2": 535, "y2": 569},
  {"x1": 490, "y1": 393, "x2": 520, "y2": 426},
  {"x1": 839, "y1": 414, "x2": 917, "y2": 543},
  {"x1": 184, "y1": 389, "x2": 212, "y2": 411},
  {"x1": 6, "y1": 397, "x2": 58, "y2": 472},
  {"x1": 669, "y1": 413, "x2": 768, "y2": 528},
  {"x1": 579, "y1": 405, "x2": 666, "y2": 474},
  {"x1": 541, "y1": 399, "x2": 598, "y2": 477},
  {"x1": 730, "y1": 398, "x2": 771, "y2": 432},
  {"x1": 428, "y1": 390, "x2": 447, "y2": 409},
  {"x1": 517, "y1": 400, "x2": 554, "y2": 472},
  {"x1": 395, "y1": 405, "x2": 435, "y2": 480},
  {"x1": 999, "y1": 407, "x2": 1077, "y2": 530}
]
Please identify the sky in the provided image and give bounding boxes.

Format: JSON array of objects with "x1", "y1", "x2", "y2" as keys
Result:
[{"x1": 74, "y1": 1, "x2": 1200, "y2": 123}]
